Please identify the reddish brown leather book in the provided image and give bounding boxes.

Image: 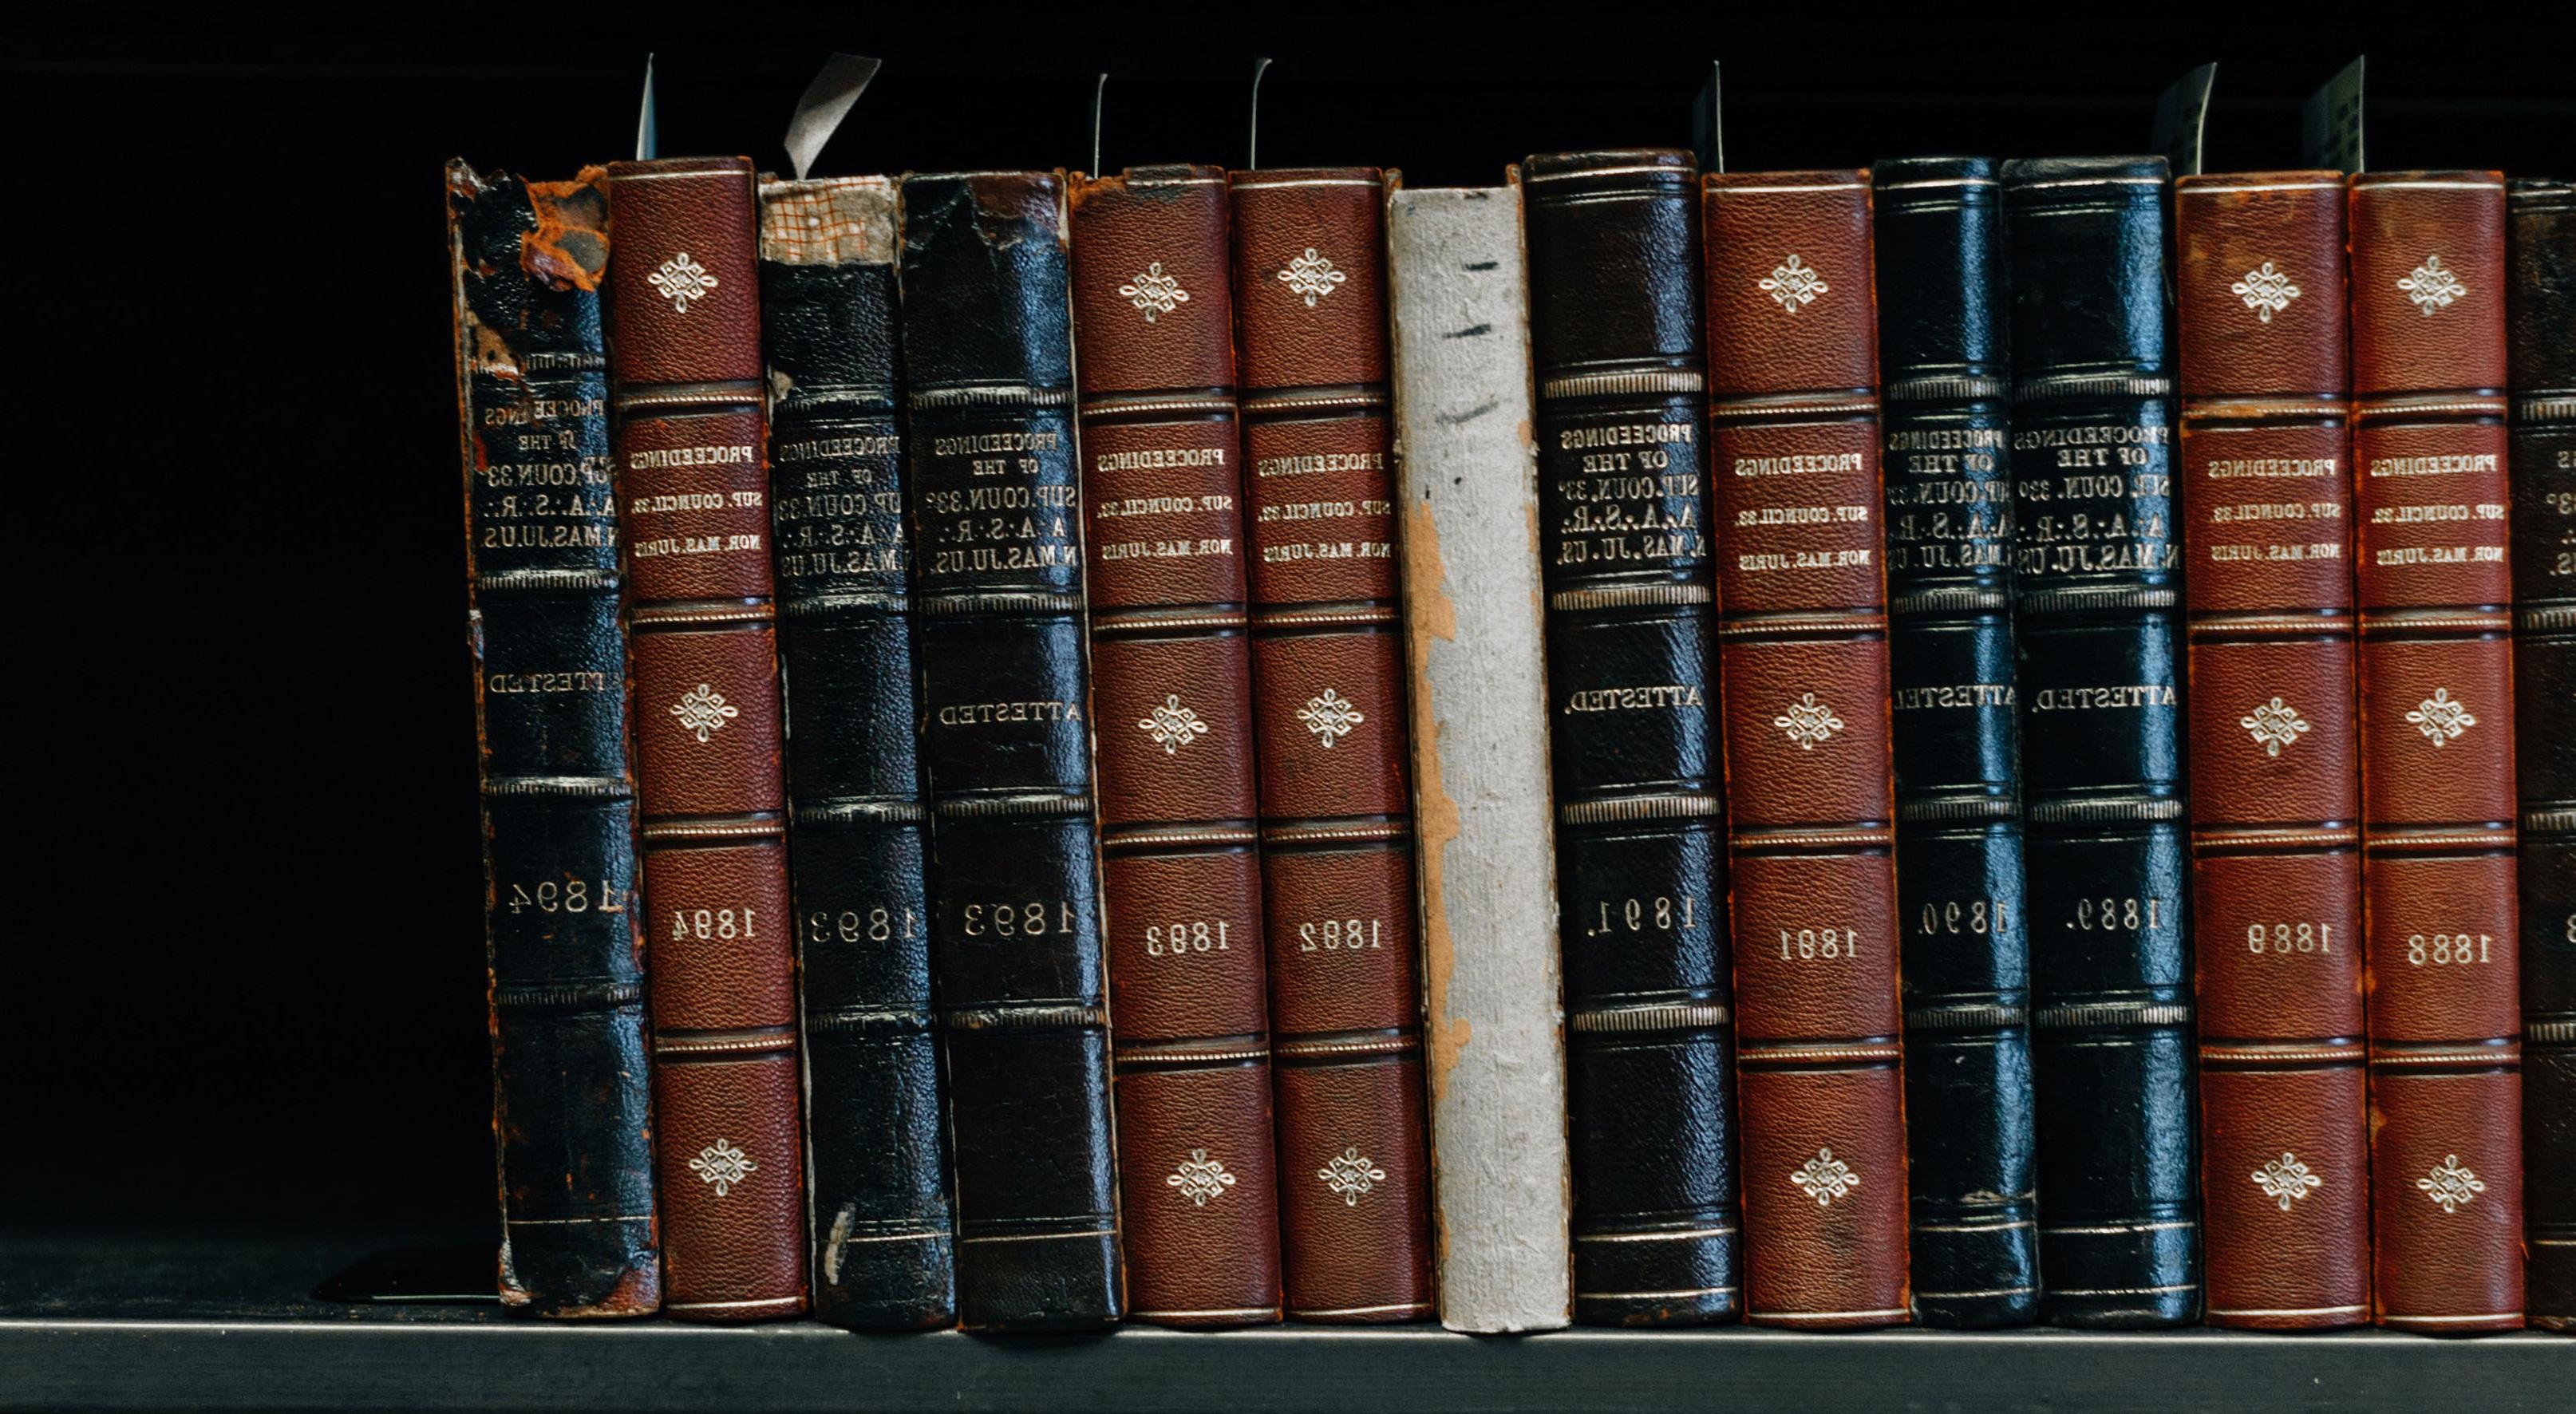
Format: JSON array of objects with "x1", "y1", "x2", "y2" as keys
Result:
[
  {"x1": 1227, "y1": 166, "x2": 1434, "y2": 1322},
  {"x1": 2349, "y1": 169, "x2": 2523, "y2": 1333},
  {"x1": 1701, "y1": 169, "x2": 1909, "y2": 1328},
  {"x1": 604, "y1": 156, "x2": 808, "y2": 1321},
  {"x1": 1069, "y1": 164, "x2": 1284, "y2": 1328},
  {"x1": 2174, "y1": 172, "x2": 2369, "y2": 1329}
]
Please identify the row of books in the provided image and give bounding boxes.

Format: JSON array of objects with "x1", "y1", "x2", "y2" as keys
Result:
[{"x1": 448, "y1": 148, "x2": 2572, "y2": 1335}]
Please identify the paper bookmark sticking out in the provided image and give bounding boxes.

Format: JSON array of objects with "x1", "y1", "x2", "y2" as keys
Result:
[
  {"x1": 783, "y1": 53, "x2": 882, "y2": 181},
  {"x1": 634, "y1": 53, "x2": 658, "y2": 163},
  {"x1": 1088, "y1": 73, "x2": 1108, "y2": 177},
  {"x1": 1247, "y1": 57, "x2": 1274, "y2": 172},
  {"x1": 2151, "y1": 63, "x2": 2218, "y2": 178},
  {"x1": 1691, "y1": 61, "x2": 1725, "y2": 176},
  {"x1": 2302, "y1": 57, "x2": 2366, "y2": 174}
]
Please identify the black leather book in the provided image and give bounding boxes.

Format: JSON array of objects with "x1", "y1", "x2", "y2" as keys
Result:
[
  {"x1": 1872, "y1": 156, "x2": 2037, "y2": 1328},
  {"x1": 1522, "y1": 148, "x2": 1736, "y2": 1327},
  {"x1": 2509, "y1": 175, "x2": 2576, "y2": 1331},
  {"x1": 445, "y1": 160, "x2": 658, "y2": 1316},
  {"x1": 896, "y1": 171, "x2": 1121, "y2": 1332},
  {"x1": 757, "y1": 177, "x2": 952, "y2": 1329},
  {"x1": 2001, "y1": 156, "x2": 2197, "y2": 1327}
]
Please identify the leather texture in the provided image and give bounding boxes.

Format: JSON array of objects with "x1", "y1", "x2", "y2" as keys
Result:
[
  {"x1": 1069, "y1": 166, "x2": 1284, "y2": 1329},
  {"x1": 1871, "y1": 156, "x2": 2037, "y2": 1328},
  {"x1": 1523, "y1": 149, "x2": 1737, "y2": 1327},
  {"x1": 2510, "y1": 176, "x2": 2576, "y2": 1332},
  {"x1": 448, "y1": 161, "x2": 660, "y2": 1318},
  {"x1": 757, "y1": 176, "x2": 954, "y2": 1330},
  {"x1": 1385, "y1": 180, "x2": 1576, "y2": 1333},
  {"x1": 2173, "y1": 172, "x2": 2369, "y2": 1329},
  {"x1": 2350, "y1": 171, "x2": 2526, "y2": 1333},
  {"x1": 605, "y1": 156, "x2": 808, "y2": 1322},
  {"x1": 1231, "y1": 167, "x2": 1434, "y2": 1323},
  {"x1": 2001, "y1": 156, "x2": 2199, "y2": 1328},
  {"x1": 1705, "y1": 169, "x2": 1910, "y2": 1329},
  {"x1": 896, "y1": 171, "x2": 1121, "y2": 1333}
]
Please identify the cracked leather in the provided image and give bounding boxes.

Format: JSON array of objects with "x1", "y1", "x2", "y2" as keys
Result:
[
  {"x1": 2510, "y1": 176, "x2": 2576, "y2": 1333},
  {"x1": 897, "y1": 171, "x2": 1121, "y2": 1333},
  {"x1": 1872, "y1": 156, "x2": 2037, "y2": 1328},
  {"x1": 2174, "y1": 171, "x2": 2369, "y2": 1329},
  {"x1": 2001, "y1": 156, "x2": 2199, "y2": 1328},
  {"x1": 606, "y1": 155, "x2": 808, "y2": 1322},
  {"x1": 758, "y1": 176, "x2": 954, "y2": 1330},
  {"x1": 448, "y1": 160, "x2": 660, "y2": 1318},
  {"x1": 1705, "y1": 168, "x2": 1910, "y2": 1329},
  {"x1": 2351, "y1": 171, "x2": 2524, "y2": 1333},
  {"x1": 1523, "y1": 148, "x2": 1738, "y2": 1328}
]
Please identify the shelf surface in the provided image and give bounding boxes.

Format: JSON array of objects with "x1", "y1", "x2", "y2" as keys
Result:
[{"x1": 3, "y1": 1226, "x2": 2567, "y2": 1412}]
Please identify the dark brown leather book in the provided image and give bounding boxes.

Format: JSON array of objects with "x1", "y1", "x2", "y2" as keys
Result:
[
  {"x1": 2350, "y1": 169, "x2": 2523, "y2": 1333},
  {"x1": 1701, "y1": 168, "x2": 1910, "y2": 1328},
  {"x1": 604, "y1": 156, "x2": 808, "y2": 1322},
  {"x1": 1228, "y1": 166, "x2": 1434, "y2": 1322},
  {"x1": 2507, "y1": 176, "x2": 2575, "y2": 1332},
  {"x1": 2173, "y1": 172, "x2": 2369, "y2": 1329},
  {"x1": 446, "y1": 160, "x2": 659, "y2": 1317},
  {"x1": 1069, "y1": 164, "x2": 1284, "y2": 1328}
]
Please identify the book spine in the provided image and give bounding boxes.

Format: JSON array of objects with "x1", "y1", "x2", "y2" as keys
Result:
[
  {"x1": 446, "y1": 160, "x2": 660, "y2": 1317},
  {"x1": 2510, "y1": 176, "x2": 2576, "y2": 1333},
  {"x1": 2351, "y1": 169, "x2": 2524, "y2": 1333},
  {"x1": 1229, "y1": 166, "x2": 1434, "y2": 1323},
  {"x1": 1703, "y1": 168, "x2": 1910, "y2": 1328},
  {"x1": 604, "y1": 156, "x2": 808, "y2": 1321},
  {"x1": 2173, "y1": 171, "x2": 2369, "y2": 1329},
  {"x1": 1871, "y1": 155, "x2": 2037, "y2": 1328},
  {"x1": 1522, "y1": 148, "x2": 1736, "y2": 1328},
  {"x1": 757, "y1": 176, "x2": 953, "y2": 1329},
  {"x1": 1069, "y1": 164, "x2": 1284, "y2": 1329},
  {"x1": 1385, "y1": 179, "x2": 1574, "y2": 1334},
  {"x1": 895, "y1": 171, "x2": 1120, "y2": 1333},
  {"x1": 2000, "y1": 156, "x2": 2198, "y2": 1328}
]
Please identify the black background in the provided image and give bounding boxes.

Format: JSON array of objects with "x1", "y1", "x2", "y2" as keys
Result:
[{"x1": 9, "y1": 1, "x2": 2567, "y2": 1235}]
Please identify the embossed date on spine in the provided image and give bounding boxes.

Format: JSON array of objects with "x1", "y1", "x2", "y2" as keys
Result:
[
  {"x1": 1144, "y1": 919, "x2": 1233, "y2": 957},
  {"x1": 960, "y1": 901, "x2": 1082, "y2": 938},
  {"x1": 804, "y1": 906, "x2": 922, "y2": 944}
]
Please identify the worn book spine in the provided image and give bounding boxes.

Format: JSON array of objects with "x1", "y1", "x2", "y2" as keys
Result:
[
  {"x1": 895, "y1": 171, "x2": 1120, "y2": 1333},
  {"x1": 2001, "y1": 156, "x2": 2198, "y2": 1328},
  {"x1": 604, "y1": 155, "x2": 807, "y2": 1321},
  {"x1": 1385, "y1": 178, "x2": 1574, "y2": 1335},
  {"x1": 1230, "y1": 166, "x2": 1434, "y2": 1322},
  {"x1": 1523, "y1": 148, "x2": 1736, "y2": 1327},
  {"x1": 757, "y1": 176, "x2": 952, "y2": 1329},
  {"x1": 2352, "y1": 170, "x2": 2524, "y2": 1333},
  {"x1": 2511, "y1": 176, "x2": 2576, "y2": 1333},
  {"x1": 1704, "y1": 168, "x2": 1910, "y2": 1328},
  {"x1": 1069, "y1": 164, "x2": 1284, "y2": 1329},
  {"x1": 1871, "y1": 155, "x2": 2035, "y2": 1328},
  {"x1": 447, "y1": 160, "x2": 659, "y2": 1317},
  {"x1": 2173, "y1": 171, "x2": 2368, "y2": 1329}
]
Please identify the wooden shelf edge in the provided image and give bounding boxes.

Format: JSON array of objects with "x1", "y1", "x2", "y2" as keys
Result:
[{"x1": 3, "y1": 1318, "x2": 2569, "y2": 1413}]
